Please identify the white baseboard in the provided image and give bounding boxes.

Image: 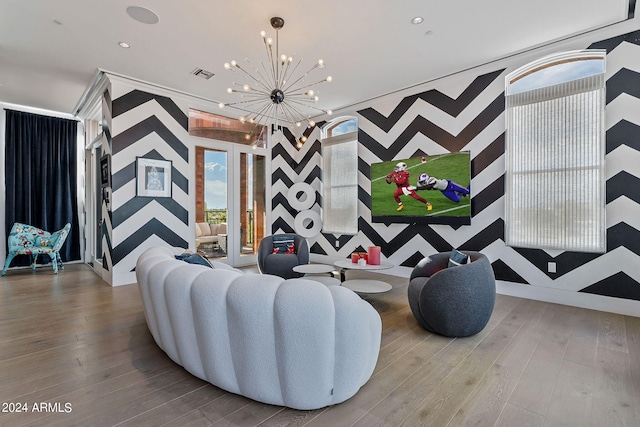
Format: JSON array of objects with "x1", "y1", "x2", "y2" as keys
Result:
[
  {"x1": 113, "y1": 271, "x2": 136, "y2": 287},
  {"x1": 495, "y1": 281, "x2": 640, "y2": 317}
]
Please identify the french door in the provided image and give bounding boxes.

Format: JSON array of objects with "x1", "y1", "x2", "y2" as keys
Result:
[
  {"x1": 194, "y1": 140, "x2": 268, "y2": 267},
  {"x1": 84, "y1": 133, "x2": 107, "y2": 275}
]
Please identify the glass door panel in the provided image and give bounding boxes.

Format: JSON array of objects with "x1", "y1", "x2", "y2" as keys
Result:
[
  {"x1": 195, "y1": 146, "x2": 228, "y2": 259},
  {"x1": 239, "y1": 152, "x2": 266, "y2": 260}
]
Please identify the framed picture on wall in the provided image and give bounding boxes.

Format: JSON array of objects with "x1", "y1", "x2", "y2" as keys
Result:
[
  {"x1": 100, "y1": 154, "x2": 110, "y2": 188},
  {"x1": 136, "y1": 157, "x2": 172, "y2": 198}
]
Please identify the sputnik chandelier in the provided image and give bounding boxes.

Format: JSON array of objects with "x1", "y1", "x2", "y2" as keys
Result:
[{"x1": 219, "y1": 16, "x2": 333, "y2": 129}]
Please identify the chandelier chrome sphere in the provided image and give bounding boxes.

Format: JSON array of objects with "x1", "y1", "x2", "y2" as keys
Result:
[{"x1": 220, "y1": 17, "x2": 333, "y2": 129}]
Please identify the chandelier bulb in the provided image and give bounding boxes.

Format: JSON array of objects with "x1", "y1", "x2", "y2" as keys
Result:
[
  {"x1": 223, "y1": 17, "x2": 331, "y2": 128},
  {"x1": 301, "y1": 136, "x2": 307, "y2": 142}
]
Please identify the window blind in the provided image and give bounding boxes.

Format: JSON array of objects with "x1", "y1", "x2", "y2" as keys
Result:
[
  {"x1": 505, "y1": 73, "x2": 606, "y2": 253},
  {"x1": 322, "y1": 133, "x2": 358, "y2": 235}
]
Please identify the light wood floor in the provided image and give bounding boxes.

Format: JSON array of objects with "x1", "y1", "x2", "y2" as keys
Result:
[{"x1": 1, "y1": 264, "x2": 639, "y2": 427}]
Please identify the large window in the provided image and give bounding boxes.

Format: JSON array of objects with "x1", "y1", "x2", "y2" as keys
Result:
[
  {"x1": 505, "y1": 50, "x2": 606, "y2": 253},
  {"x1": 322, "y1": 118, "x2": 358, "y2": 235}
]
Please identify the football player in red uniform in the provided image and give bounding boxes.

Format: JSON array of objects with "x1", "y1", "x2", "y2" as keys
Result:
[{"x1": 386, "y1": 162, "x2": 433, "y2": 211}]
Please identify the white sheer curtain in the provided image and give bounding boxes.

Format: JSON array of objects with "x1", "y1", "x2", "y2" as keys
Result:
[
  {"x1": 322, "y1": 133, "x2": 358, "y2": 235},
  {"x1": 505, "y1": 72, "x2": 606, "y2": 253}
]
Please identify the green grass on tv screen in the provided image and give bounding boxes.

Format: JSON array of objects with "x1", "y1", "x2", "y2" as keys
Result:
[{"x1": 370, "y1": 152, "x2": 471, "y2": 219}]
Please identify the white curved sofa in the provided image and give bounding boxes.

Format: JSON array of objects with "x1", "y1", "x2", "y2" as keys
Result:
[{"x1": 135, "y1": 246, "x2": 382, "y2": 410}]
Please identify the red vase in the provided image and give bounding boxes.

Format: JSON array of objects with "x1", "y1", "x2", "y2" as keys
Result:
[{"x1": 367, "y1": 246, "x2": 381, "y2": 265}]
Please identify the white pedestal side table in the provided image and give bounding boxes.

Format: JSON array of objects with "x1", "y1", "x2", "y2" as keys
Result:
[
  {"x1": 292, "y1": 264, "x2": 340, "y2": 286},
  {"x1": 333, "y1": 259, "x2": 394, "y2": 294}
]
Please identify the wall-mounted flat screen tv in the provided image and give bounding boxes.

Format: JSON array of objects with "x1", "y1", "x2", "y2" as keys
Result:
[{"x1": 370, "y1": 152, "x2": 471, "y2": 225}]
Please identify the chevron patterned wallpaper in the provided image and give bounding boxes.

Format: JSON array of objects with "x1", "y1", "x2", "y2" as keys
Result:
[
  {"x1": 108, "y1": 87, "x2": 190, "y2": 285},
  {"x1": 100, "y1": 88, "x2": 113, "y2": 276},
  {"x1": 271, "y1": 29, "x2": 640, "y2": 305}
]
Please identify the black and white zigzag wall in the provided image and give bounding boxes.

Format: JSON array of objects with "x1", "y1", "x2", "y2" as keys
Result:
[
  {"x1": 108, "y1": 85, "x2": 190, "y2": 286},
  {"x1": 100, "y1": 88, "x2": 113, "y2": 275},
  {"x1": 271, "y1": 29, "x2": 640, "y2": 306}
]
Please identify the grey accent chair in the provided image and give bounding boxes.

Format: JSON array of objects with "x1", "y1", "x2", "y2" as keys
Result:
[
  {"x1": 408, "y1": 251, "x2": 496, "y2": 337},
  {"x1": 257, "y1": 234, "x2": 309, "y2": 279}
]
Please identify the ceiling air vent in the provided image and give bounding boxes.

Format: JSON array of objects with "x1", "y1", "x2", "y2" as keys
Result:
[{"x1": 192, "y1": 68, "x2": 215, "y2": 79}]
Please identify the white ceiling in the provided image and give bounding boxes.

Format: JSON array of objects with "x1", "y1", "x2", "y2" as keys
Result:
[{"x1": 0, "y1": 0, "x2": 631, "y2": 118}]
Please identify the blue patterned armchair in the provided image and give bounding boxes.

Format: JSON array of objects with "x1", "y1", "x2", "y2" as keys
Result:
[{"x1": 2, "y1": 222, "x2": 71, "y2": 275}]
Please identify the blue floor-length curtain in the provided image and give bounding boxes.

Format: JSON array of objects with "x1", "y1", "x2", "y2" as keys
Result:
[{"x1": 4, "y1": 109, "x2": 81, "y2": 266}]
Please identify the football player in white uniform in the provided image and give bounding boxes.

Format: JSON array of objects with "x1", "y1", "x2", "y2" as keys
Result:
[{"x1": 416, "y1": 173, "x2": 470, "y2": 203}]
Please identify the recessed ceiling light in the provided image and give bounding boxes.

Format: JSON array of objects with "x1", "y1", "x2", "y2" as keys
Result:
[
  {"x1": 119, "y1": 42, "x2": 131, "y2": 48},
  {"x1": 411, "y1": 16, "x2": 424, "y2": 25},
  {"x1": 126, "y1": 6, "x2": 159, "y2": 25}
]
